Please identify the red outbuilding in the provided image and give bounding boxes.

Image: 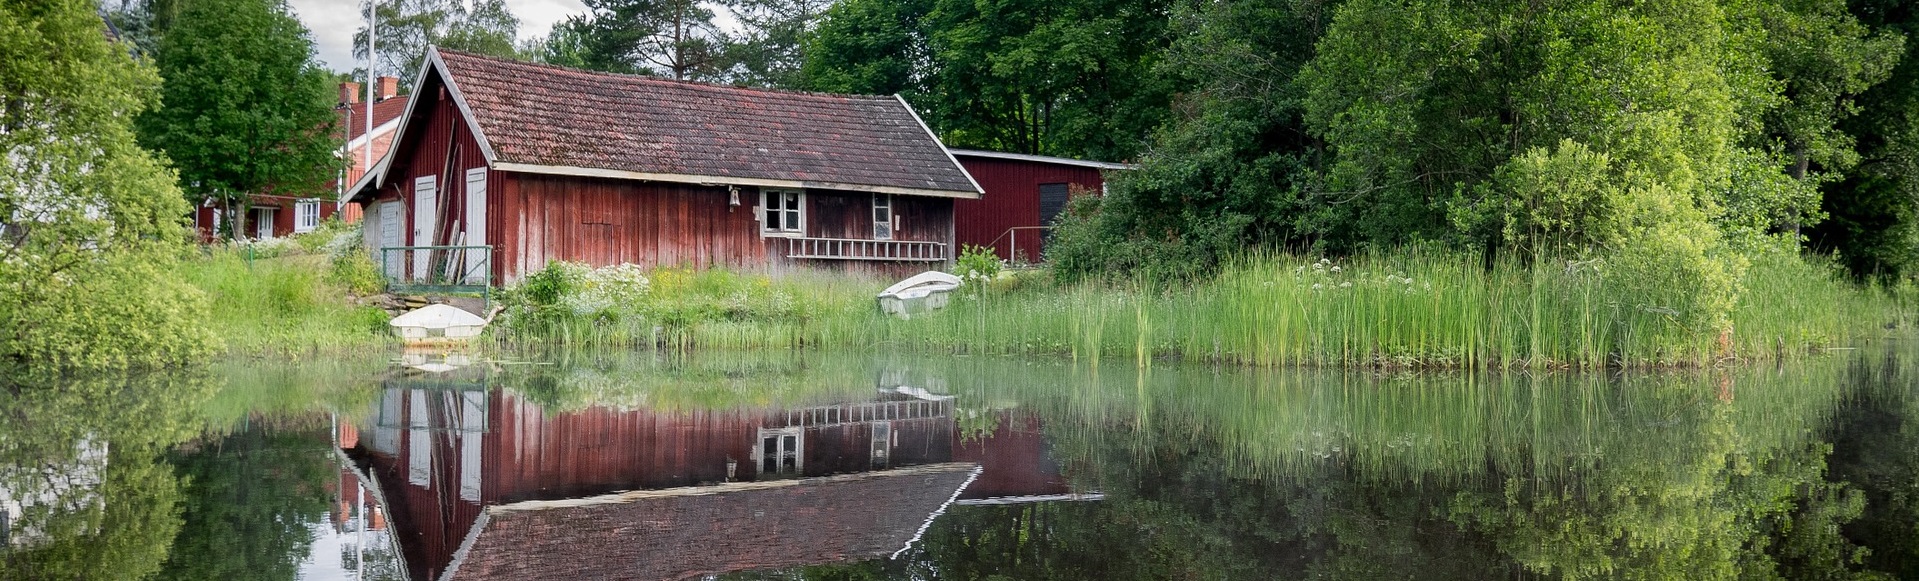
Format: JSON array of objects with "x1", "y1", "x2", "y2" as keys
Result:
[
  {"x1": 345, "y1": 48, "x2": 983, "y2": 286},
  {"x1": 950, "y1": 149, "x2": 1133, "y2": 263}
]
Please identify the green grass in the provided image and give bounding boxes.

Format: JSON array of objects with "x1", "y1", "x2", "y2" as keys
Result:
[
  {"x1": 187, "y1": 239, "x2": 1906, "y2": 369},
  {"x1": 839, "y1": 250, "x2": 1910, "y2": 369},
  {"x1": 489, "y1": 264, "x2": 880, "y2": 349},
  {"x1": 181, "y1": 246, "x2": 393, "y2": 357}
]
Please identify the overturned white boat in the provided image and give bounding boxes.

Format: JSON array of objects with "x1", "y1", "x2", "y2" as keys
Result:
[
  {"x1": 877, "y1": 271, "x2": 963, "y2": 319},
  {"x1": 389, "y1": 304, "x2": 490, "y2": 344}
]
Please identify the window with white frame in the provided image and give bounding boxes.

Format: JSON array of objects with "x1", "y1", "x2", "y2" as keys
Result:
[
  {"x1": 872, "y1": 194, "x2": 893, "y2": 240},
  {"x1": 294, "y1": 199, "x2": 320, "y2": 233},
  {"x1": 757, "y1": 427, "x2": 803, "y2": 475},
  {"x1": 761, "y1": 189, "x2": 804, "y2": 234}
]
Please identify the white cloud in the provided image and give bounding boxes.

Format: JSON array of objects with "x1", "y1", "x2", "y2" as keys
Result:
[{"x1": 287, "y1": 0, "x2": 588, "y2": 74}]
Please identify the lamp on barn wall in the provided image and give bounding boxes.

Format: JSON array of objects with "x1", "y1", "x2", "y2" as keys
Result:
[{"x1": 728, "y1": 185, "x2": 741, "y2": 211}]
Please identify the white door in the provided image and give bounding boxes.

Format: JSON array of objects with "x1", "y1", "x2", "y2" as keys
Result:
[
  {"x1": 254, "y1": 207, "x2": 276, "y2": 239},
  {"x1": 463, "y1": 168, "x2": 488, "y2": 285},
  {"x1": 378, "y1": 202, "x2": 402, "y2": 281},
  {"x1": 412, "y1": 176, "x2": 437, "y2": 281}
]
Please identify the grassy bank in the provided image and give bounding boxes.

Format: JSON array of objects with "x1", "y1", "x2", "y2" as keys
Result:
[
  {"x1": 496, "y1": 249, "x2": 1908, "y2": 369},
  {"x1": 845, "y1": 251, "x2": 1907, "y2": 369},
  {"x1": 182, "y1": 224, "x2": 393, "y2": 357},
  {"x1": 185, "y1": 230, "x2": 1905, "y2": 369}
]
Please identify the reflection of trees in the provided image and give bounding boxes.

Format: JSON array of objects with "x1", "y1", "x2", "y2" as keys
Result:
[
  {"x1": 152, "y1": 423, "x2": 336, "y2": 581},
  {"x1": 0, "y1": 372, "x2": 214, "y2": 579},
  {"x1": 1825, "y1": 352, "x2": 1919, "y2": 578},
  {"x1": 723, "y1": 352, "x2": 1910, "y2": 579},
  {"x1": 337, "y1": 535, "x2": 409, "y2": 581}
]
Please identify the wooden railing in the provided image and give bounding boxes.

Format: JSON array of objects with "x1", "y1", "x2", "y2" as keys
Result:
[
  {"x1": 779, "y1": 399, "x2": 954, "y2": 428},
  {"x1": 786, "y1": 237, "x2": 947, "y2": 262}
]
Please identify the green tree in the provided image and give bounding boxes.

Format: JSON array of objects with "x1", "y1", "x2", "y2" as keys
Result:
[
  {"x1": 800, "y1": 0, "x2": 931, "y2": 95},
  {"x1": 719, "y1": 0, "x2": 832, "y2": 88},
  {"x1": 556, "y1": 0, "x2": 729, "y2": 80},
  {"x1": 1807, "y1": 1, "x2": 1919, "y2": 283},
  {"x1": 1046, "y1": 0, "x2": 1335, "y2": 281},
  {"x1": 353, "y1": 0, "x2": 522, "y2": 82},
  {"x1": 139, "y1": 0, "x2": 340, "y2": 237},
  {"x1": 0, "y1": 0, "x2": 217, "y2": 371},
  {"x1": 805, "y1": 0, "x2": 1178, "y2": 160}
]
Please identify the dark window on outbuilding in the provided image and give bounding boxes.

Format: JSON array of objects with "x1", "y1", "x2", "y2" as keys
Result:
[
  {"x1": 1039, "y1": 183, "x2": 1070, "y2": 244},
  {"x1": 1039, "y1": 183, "x2": 1070, "y2": 228}
]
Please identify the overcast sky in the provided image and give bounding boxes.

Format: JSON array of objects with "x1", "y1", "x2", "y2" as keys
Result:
[{"x1": 286, "y1": 0, "x2": 589, "y2": 74}]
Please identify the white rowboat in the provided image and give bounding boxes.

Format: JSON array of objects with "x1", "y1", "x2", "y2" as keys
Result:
[
  {"x1": 877, "y1": 271, "x2": 963, "y2": 319},
  {"x1": 390, "y1": 304, "x2": 490, "y2": 344}
]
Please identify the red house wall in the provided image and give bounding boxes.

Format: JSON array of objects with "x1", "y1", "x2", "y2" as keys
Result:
[
  {"x1": 499, "y1": 173, "x2": 955, "y2": 282},
  {"x1": 953, "y1": 156, "x2": 1106, "y2": 262}
]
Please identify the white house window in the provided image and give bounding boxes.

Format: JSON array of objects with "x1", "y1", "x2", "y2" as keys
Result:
[
  {"x1": 294, "y1": 199, "x2": 320, "y2": 233},
  {"x1": 872, "y1": 194, "x2": 893, "y2": 240},
  {"x1": 761, "y1": 189, "x2": 804, "y2": 234}
]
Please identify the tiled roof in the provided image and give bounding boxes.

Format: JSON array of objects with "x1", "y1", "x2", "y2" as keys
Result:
[
  {"x1": 443, "y1": 463, "x2": 980, "y2": 581},
  {"x1": 433, "y1": 49, "x2": 980, "y2": 196},
  {"x1": 341, "y1": 97, "x2": 408, "y2": 141}
]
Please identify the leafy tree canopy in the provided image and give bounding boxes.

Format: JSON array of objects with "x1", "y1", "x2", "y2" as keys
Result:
[
  {"x1": 354, "y1": 0, "x2": 522, "y2": 84},
  {"x1": 139, "y1": 0, "x2": 341, "y2": 213},
  {"x1": 0, "y1": 0, "x2": 217, "y2": 371},
  {"x1": 806, "y1": 0, "x2": 1180, "y2": 161}
]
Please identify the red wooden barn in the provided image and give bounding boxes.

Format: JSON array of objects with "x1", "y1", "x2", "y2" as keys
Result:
[
  {"x1": 949, "y1": 149, "x2": 1133, "y2": 263},
  {"x1": 346, "y1": 48, "x2": 983, "y2": 285}
]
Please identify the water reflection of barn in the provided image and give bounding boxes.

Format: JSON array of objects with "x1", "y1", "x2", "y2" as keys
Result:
[{"x1": 345, "y1": 379, "x2": 1080, "y2": 580}]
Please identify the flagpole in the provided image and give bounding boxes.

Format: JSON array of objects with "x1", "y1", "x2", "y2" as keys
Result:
[{"x1": 364, "y1": 0, "x2": 377, "y2": 203}]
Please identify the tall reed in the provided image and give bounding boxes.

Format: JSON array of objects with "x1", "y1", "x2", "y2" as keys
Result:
[{"x1": 849, "y1": 249, "x2": 1907, "y2": 369}]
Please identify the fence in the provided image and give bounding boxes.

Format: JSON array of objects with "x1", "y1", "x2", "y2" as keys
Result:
[{"x1": 378, "y1": 245, "x2": 492, "y2": 295}]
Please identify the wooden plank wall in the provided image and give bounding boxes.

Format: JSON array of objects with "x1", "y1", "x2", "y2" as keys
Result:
[
  {"x1": 500, "y1": 175, "x2": 770, "y2": 279},
  {"x1": 501, "y1": 175, "x2": 957, "y2": 281},
  {"x1": 953, "y1": 156, "x2": 1105, "y2": 261}
]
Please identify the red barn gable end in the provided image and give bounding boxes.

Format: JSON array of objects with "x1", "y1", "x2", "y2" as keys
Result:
[
  {"x1": 346, "y1": 48, "x2": 982, "y2": 284},
  {"x1": 949, "y1": 150, "x2": 1133, "y2": 263}
]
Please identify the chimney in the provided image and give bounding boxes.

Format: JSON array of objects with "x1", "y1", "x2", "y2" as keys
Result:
[
  {"x1": 376, "y1": 76, "x2": 399, "y2": 101},
  {"x1": 339, "y1": 81, "x2": 360, "y2": 105}
]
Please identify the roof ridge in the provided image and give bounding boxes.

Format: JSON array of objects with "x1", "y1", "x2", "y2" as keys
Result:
[{"x1": 432, "y1": 47, "x2": 896, "y2": 102}]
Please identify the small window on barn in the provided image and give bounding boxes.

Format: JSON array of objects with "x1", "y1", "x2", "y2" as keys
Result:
[
  {"x1": 761, "y1": 188, "x2": 804, "y2": 235},
  {"x1": 872, "y1": 194, "x2": 893, "y2": 240},
  {"x1": 294, "y1": 199, "x2": 320, "y2": 233}
]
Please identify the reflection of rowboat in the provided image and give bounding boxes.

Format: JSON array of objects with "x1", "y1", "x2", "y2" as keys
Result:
[
  {"x1": 389, "y1": 304, "x2": 492, "y2": 344},
  {"x1": 877, "y1": 271, "x2": 963, "y2": 319}
]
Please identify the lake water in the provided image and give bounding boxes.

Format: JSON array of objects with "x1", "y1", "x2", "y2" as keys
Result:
[{"x1": 3, "y1": 347, "x2": 1917, "y2": 580}]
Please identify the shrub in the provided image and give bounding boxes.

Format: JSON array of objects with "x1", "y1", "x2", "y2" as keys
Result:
[
  {"x1": 954, "y1": 244, "x2": 1002, "y2": 284},
  {"x1": 519, "y1": 261, "x2": 590, "y2": 308}
]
